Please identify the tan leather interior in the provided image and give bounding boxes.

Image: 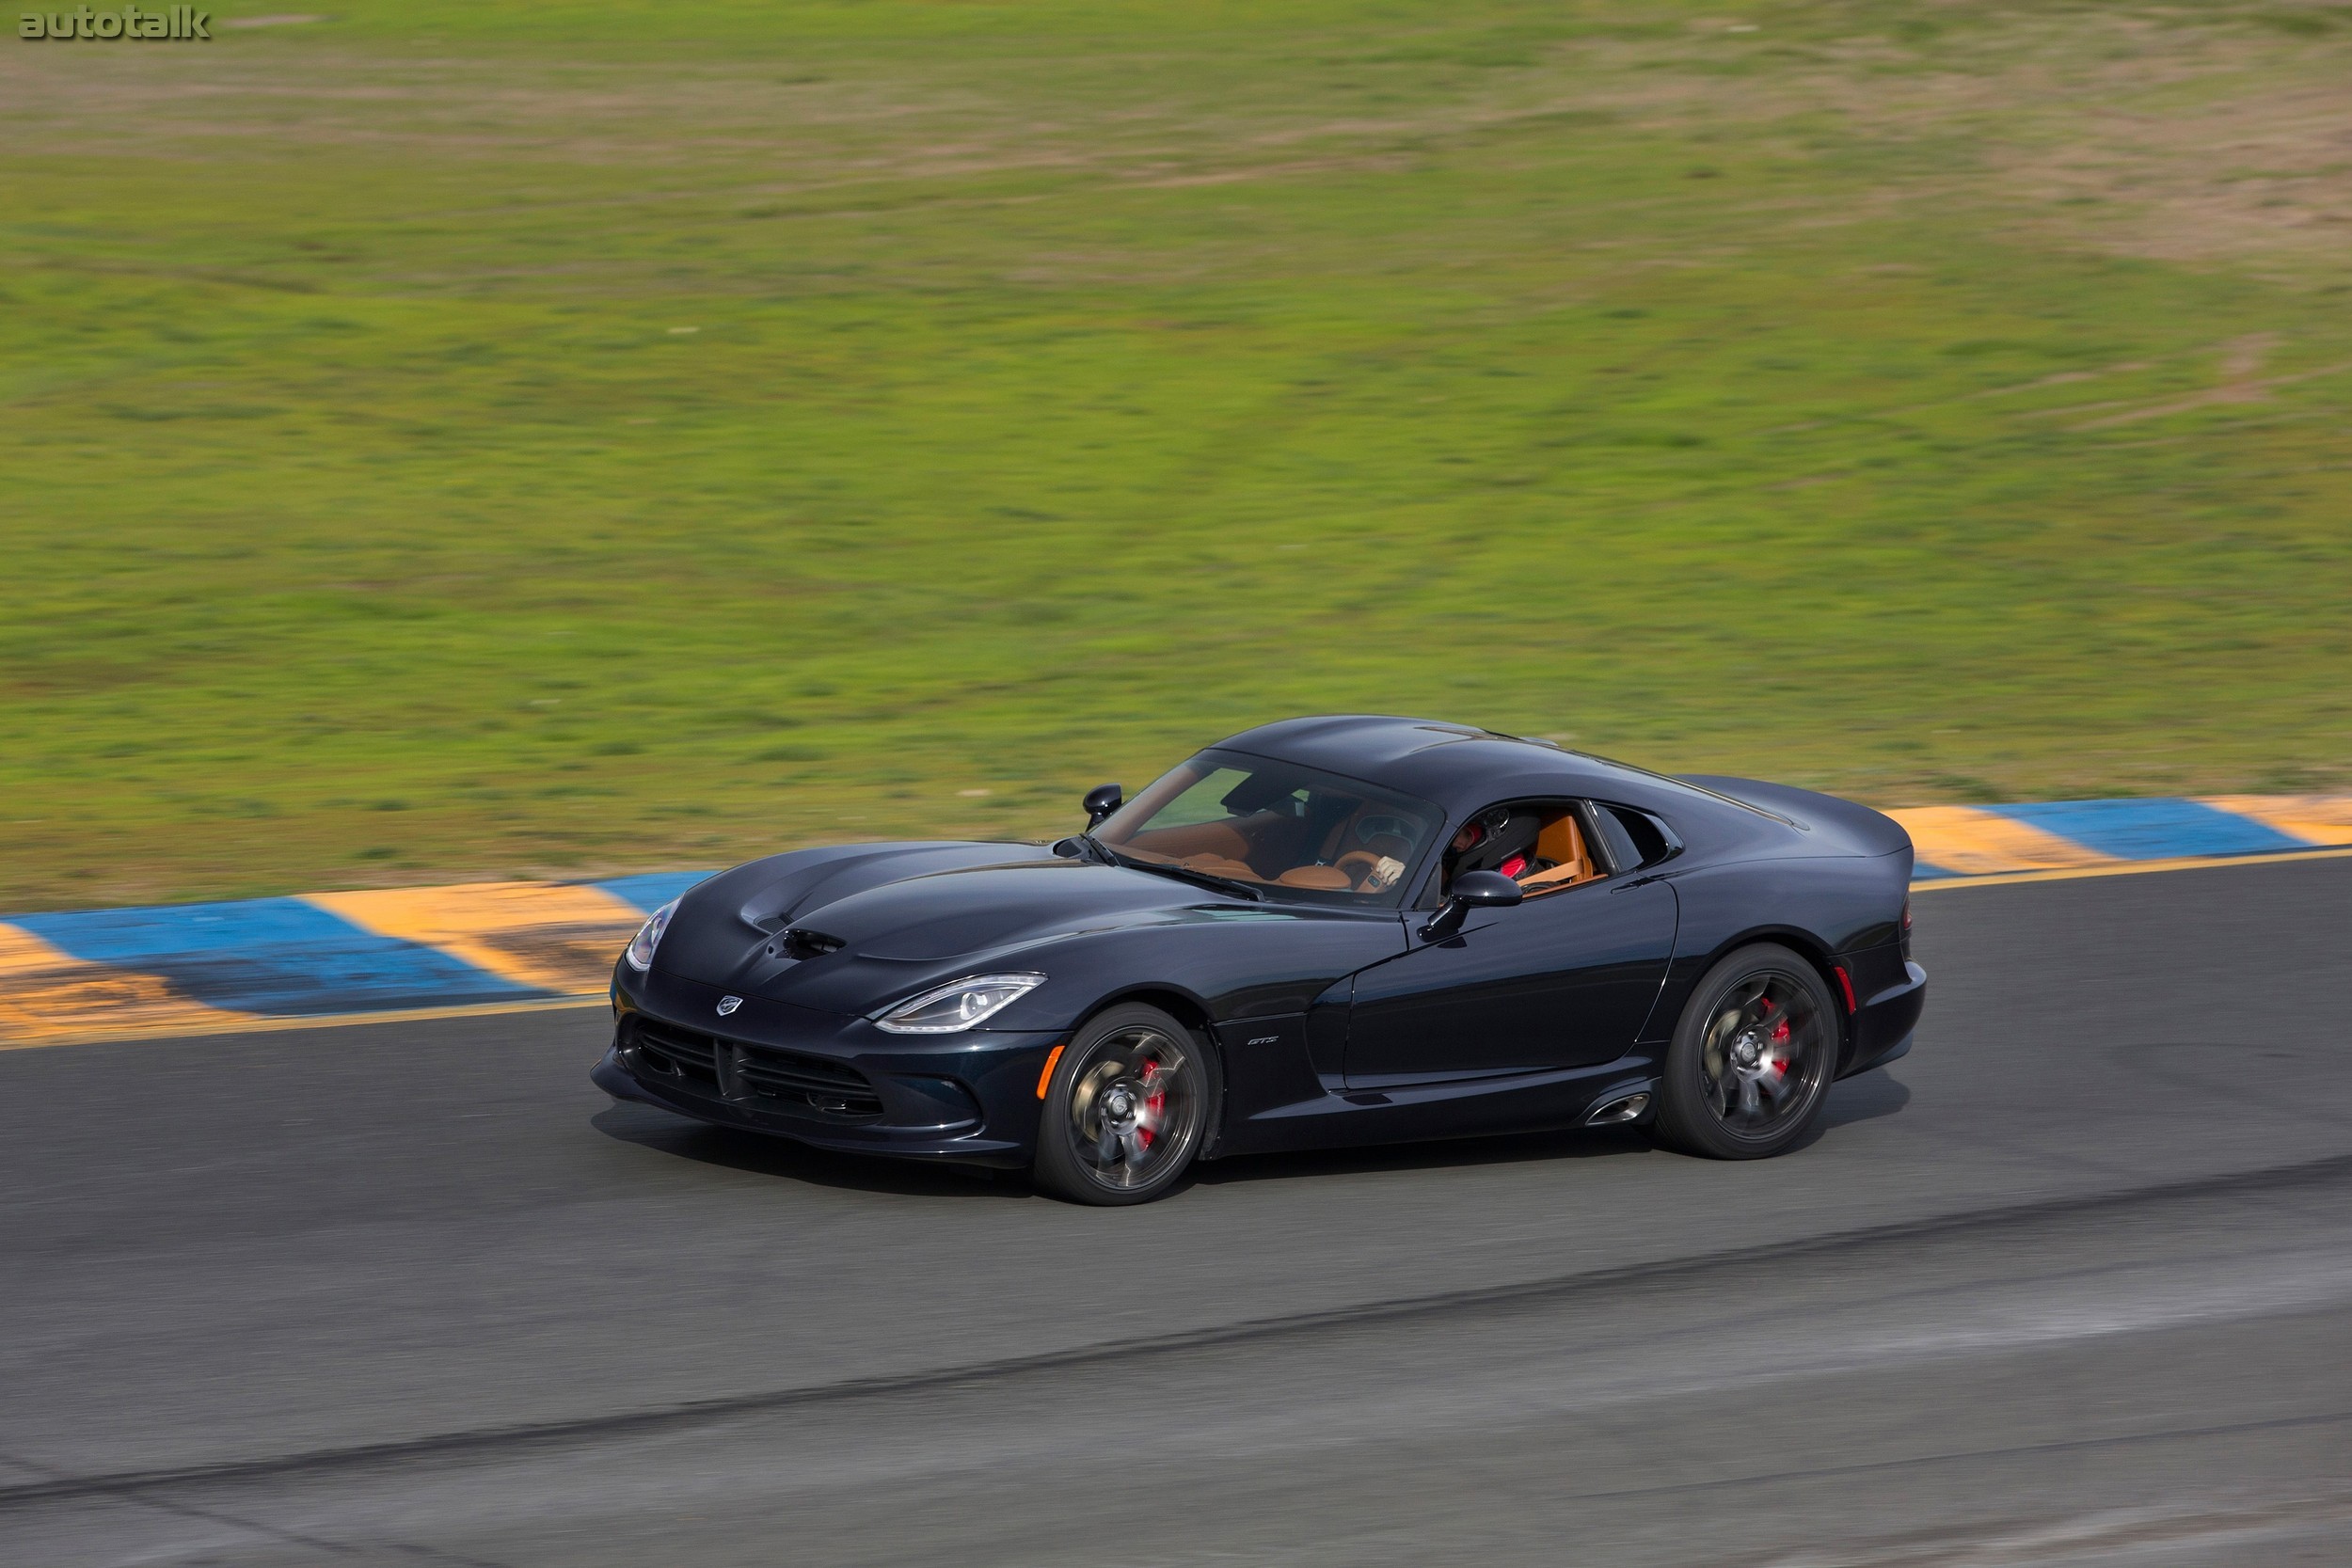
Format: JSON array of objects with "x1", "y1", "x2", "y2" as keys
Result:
[
  {"x1": 1518, "y1": 810, "x2": 1597, "y2": 893},
  {"x1": 1181, "y1": 855, "x2": 1262, "y2": 882},
  {"x1": 1127, "y1": 820, "x2": 1251, "y2": 863},
  {"x1": 1276, "y1": 864, "x2": 1354, "y2": 890}
]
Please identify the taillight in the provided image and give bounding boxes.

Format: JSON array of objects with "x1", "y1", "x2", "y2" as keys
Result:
[{"x1": 1899, "y1": 896, "x2": 1913, "y2": 961}]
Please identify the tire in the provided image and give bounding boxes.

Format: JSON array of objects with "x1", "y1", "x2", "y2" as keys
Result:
[
  {"x1": 1650, "y1": 943, "x2": 1839, "y2": 1160},
  {"x1": 1032, "y1": 1003, "x2": 1217, "y2": 1206}
]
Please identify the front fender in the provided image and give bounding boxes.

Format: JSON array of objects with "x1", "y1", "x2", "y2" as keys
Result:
[{"x1": 977, "y1": 907, "x2": 1409, "y2": 1032}]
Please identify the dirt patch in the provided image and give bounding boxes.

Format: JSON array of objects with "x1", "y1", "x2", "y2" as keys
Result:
[
  {"x1": 2074, "y1": 344, "x2": 2352, "y2": 430},
  {"x1": 1999, "y1": 79, "x2": 2352, "y2": 269}
]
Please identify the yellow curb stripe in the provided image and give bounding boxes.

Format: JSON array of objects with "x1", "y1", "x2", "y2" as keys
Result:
[
  {"x1": 1911, "y1": 844, "x2": 2352, "y2": 892},
  {"x1": 8, "y1": 841, "x2": 2350, "y2": 1052},
  {"x1": 0, "y1": 993, "x2": 608, "y2": 1053},
  {"x1": 302, "y1": 881, "x2": 646, "y2": 995},
  {"x1": 1885, "y1": 805, "x2": 2117, "y2": 876},
  {"x1": 0, "y1": 923, "x2": 266, "y2": 1047},
  {"x1": 2197, "y1": 794, "x2": 2352, "y2": 850}
]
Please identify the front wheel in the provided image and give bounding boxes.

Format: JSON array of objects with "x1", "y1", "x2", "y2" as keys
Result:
[
  {"x1": 1032, "y1": 1003, "x2": 1216, "y2": 1206},
  {"x1": 1650, "y1": 943, "x2": 1838, "y2": 1160}
]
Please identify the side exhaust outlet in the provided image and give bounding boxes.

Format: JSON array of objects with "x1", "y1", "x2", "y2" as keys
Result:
[{"x1": 1585, "y1": 1091, "x2": 1651, "y2": 1126}]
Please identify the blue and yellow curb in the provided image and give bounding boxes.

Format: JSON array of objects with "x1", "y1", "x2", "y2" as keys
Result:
[
  {"x1": 1899, "y1": 794, "x2": 2352, "y2": 879},
  {"x1": 0, "y1": 873, "x2": 703, "y2": 1048},
  {"x1": 3, "y1": 796, "x2": 2348, "y2": 1049}
]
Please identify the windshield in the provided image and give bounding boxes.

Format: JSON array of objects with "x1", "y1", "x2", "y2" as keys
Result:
[{"x1": 1093, "y1": 750, "x2": 1442, "y2": 908}]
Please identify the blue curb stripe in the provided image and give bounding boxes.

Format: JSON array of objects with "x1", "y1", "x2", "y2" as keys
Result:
[
  {"x1": 1991, "y1": 799, "x2": 2307, "y2": 862},
  {"x1": 14, "y1": 898, "x2": 548, "y2": 1016},
  {"x1": 8, "y1": 796, "x2": 2343, "y2": 1046},
  {"x1": 594, "y1": 872, "x2": 714, "y2": 915}
]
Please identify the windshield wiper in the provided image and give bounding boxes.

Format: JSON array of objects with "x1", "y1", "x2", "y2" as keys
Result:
[{"x1": 1101, "y1": 846, "x2": 1264, "y2": 902}]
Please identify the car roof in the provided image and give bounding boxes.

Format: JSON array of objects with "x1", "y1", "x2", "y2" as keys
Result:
[{"x1": 1210, "y1": 715, "x2": 1639, "y2": 815}]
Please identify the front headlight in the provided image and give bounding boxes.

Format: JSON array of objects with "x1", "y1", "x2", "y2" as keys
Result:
[
  {"x1": 874, "y1": 973, "x2": 1045, "y2": 1034},
  {"x1": 623, "y1": 898, "x2": 679, "y2": 972}
]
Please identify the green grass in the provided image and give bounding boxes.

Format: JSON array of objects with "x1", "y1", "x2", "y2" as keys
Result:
[{"x1": 5, "y1": 0, "x2": 2350, "y2": 909}]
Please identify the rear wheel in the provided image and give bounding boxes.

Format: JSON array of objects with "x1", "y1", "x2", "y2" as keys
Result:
[
  {"x1": 1651, "y1": 943, "x2": 1837, "y2": 1159},
  {"x1": 1032, "y1": 1003, "x2": 1215, "y2": 1206}
]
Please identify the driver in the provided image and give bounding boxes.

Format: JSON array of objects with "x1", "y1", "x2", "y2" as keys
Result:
[{"x1": 1444, "y1": 807, "x2": 1553, "y2": 889}]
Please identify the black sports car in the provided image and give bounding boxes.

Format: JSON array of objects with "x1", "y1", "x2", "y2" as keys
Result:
[{"x1": 594, "y1": 716, "x2": 1926, "y2": 1204}]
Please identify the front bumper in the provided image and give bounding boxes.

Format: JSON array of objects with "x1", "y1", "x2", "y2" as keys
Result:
[{"x1": 596, "y1": 964, "x2": 1063, "y2": 1167}]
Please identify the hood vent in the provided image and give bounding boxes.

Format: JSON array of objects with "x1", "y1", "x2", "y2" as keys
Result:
[{"x1": 779, "y1": 927, "x2": 846, "y2": 960}]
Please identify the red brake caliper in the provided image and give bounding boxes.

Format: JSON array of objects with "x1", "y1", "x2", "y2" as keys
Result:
[
  {"x1": 1769, "y1": 1016, "x2": 1791, "y2": 1076},
  {"x1": 1137, "y1": 1060, "x2": 1162, "y2": 1148}
]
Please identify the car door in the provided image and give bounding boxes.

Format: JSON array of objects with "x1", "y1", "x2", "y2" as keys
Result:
[{"x1": 1342, "y1": 806, "x2": 1678, "y2": 1085}]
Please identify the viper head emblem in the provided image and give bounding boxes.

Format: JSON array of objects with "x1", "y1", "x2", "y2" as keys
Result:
[{"x1": 716, "y1": 995, "x2": 742, "y2": 1017}]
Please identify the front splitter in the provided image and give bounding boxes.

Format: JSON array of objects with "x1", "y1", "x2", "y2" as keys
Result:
[{"x1": 592, "y1": 1051, "x2": 1030, "y2": 1166}]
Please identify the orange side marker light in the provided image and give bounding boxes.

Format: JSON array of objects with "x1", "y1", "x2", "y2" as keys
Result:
[{"x1": 1035, "y1": 1042, "x2": 1065, "y2": 1099}]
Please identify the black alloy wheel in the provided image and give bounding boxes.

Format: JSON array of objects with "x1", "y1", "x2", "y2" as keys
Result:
[
  {"x1": 1033, "y1": 1003, "x2": 1215, "y2": 1206},
  {"x1": 1651, "y1": 943, "x2": 1838, "y2": 1159}
]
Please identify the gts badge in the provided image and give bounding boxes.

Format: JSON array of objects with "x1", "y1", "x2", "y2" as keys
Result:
[{"x1": 716, "y1": 995, "x2": 743, "y2": 1017}]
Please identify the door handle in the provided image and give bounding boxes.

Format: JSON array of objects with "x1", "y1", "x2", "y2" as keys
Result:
[{"x1": 1613, "y1": 873, "x2": 1668, "y2": 891}]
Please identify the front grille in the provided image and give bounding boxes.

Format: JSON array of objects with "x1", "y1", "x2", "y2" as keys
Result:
[
  {"x1": 633, "y1": 1019, "x2": 723, "y2": 1089},
  {"x1": 629, "y1": 1017, "x2": 883, "y2": 1120},
  {"x1": 736, "y1": 1048, "x2": 882, "y2": 1117}
]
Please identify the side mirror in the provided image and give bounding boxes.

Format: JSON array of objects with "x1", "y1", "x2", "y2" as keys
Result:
[
  {"x1": 1418, "y1": 869, "x2": 1522, "y2": 943},
  {"x1": 1083, "y1": 782, "x2": 1124, "y2": 828}
]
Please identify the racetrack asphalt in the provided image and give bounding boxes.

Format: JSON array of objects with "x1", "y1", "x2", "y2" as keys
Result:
[{"x1": 4, "y1": 857, "x2": 2348, "y2": 1566}]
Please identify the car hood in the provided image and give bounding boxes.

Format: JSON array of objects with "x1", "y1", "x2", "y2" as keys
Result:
[{"x1": 651, "y1": 842, "x2": 1279, "y2": 1018}]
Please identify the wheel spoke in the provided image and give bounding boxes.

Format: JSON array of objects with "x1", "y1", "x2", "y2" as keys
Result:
[
  {"x1": 1692, "y1": 971, "x2": 1832, "y2": 1136},
  {"x1": 1058, "y1": 1022, "x2": 1203, "y2": 1193}
]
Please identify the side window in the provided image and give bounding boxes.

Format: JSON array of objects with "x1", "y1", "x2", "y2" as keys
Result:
[
  {"x1": 1593, "y1": 803, "x2": 1677, "y2": 870},
  {"x1": 1441, "y1": 800, "x2": 1604, "y2": 897}
]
